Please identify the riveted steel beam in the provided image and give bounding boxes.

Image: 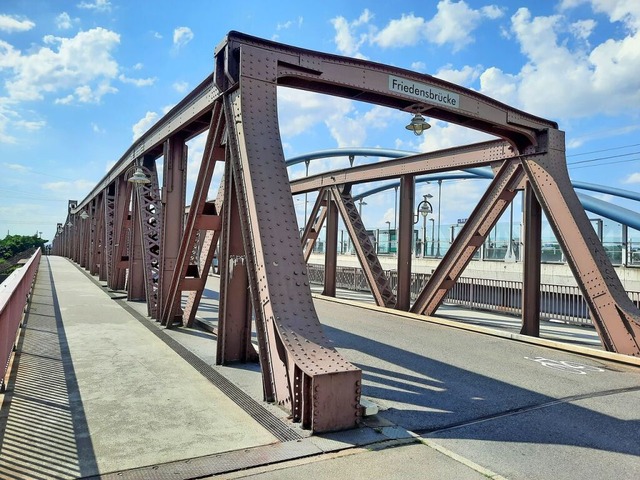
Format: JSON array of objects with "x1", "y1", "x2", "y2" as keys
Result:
[
  {"x1": 291, "y1": 140, "x2": 514, "y2": 194},
  {"x1": 411, "y1": 158, "x2": 524, "y2": 316},
  {"x1": 329, "y1": 185, "x2": 396, "y2": 308},
  {"x1": 160, "y1": 100, "x2": 225, "y2": 327},
  {"x1": 521, "y1": 130, "x2": 640, "y2": 355},
  {"x1": 221, "y1": 55, "x2": 361, "y2": 431}
]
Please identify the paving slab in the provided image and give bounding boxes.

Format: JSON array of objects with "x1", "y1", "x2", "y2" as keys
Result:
[
  {"x1": 217, "y1": 441, "x2": 493, "y2": 480},
  {"x1": 0, "y1": 257, "x2": 277, "y2": 478}
]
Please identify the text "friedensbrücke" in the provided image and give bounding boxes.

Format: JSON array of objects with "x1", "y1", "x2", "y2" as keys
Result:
[{"x1": 388, "y1": 76, "x2": 460, "y2": 108}]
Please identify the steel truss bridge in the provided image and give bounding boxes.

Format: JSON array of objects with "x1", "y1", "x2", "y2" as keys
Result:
[{"x1": 51, "y1": 32, "x2": 640, "y2": 433}]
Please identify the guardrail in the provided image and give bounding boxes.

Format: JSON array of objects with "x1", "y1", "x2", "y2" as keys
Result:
[
  {"x1": 0, "y1": 249, "x2": 41, "y2": 392},
  {"x1": 308, "y1": 263, "x2": 640, "y2": 327}
]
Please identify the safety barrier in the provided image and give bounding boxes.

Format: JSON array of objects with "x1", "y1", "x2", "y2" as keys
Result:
[
  {"x1": 0, "y1": 249, "x2": 41, "y2": 391},
  {"x1": 309, "y1": 263, "x2": 640, "y2": 327}
]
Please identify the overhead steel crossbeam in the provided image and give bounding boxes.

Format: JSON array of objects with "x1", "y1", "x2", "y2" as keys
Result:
[
  {"x1": 290, "y1": 140, "x2": 512, "y2": 194},
  {"x1": 52, "y1": 31, "x2": 640, "y2": 436}
]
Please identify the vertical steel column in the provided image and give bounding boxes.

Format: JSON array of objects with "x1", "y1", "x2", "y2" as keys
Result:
[
  {"x1": 110, "y1": 176, "x2": 132, "y2": 291},
  {"x1": 133, "y1": 157, "x2": 163, "y2": 317},
  {"x1": 90, "y1": 194, "x2": 104, "y2": 277},
  {"x1": 86, "y1": 198, "x2": 96, "y2": 270},
  {"x1": 395, "y1": 174, "x2": 415, "y2": 311},
  {"x1": 323, "y1": 189, "x2": 339, "y2": 297},
  {"x1": 301, "y1": 191, "x2": 328, "y2": 262},
  {"x1": 521, "y1": 129, "x2": 640, "y2": 355},
  {"x1": 217, "y1": 165, "x2": 254, "y2": 364},
  {"x1": 221, "y1": 57, "x2": 360, "y2": 431},
  {"x1": 102, "y1": 186, "x2": 116, "y2": 282},
  {"x1": 521, "y1": 181, "x2": 541, "y2": 336},
  {"x1": 128, "y1": 190, "x2": 146, "y2": 301},
  {"x1": 330, "y1": 186, "x2": 396, "y2": 308},
  {"x1": 159, "y1": 136, "x2": 187, "y2": 321},
  {"x1": 78, "y1": 213, "x2": 88, "y2": 267},
  {"x1": 160, "y1": 101, "x2": 225, "y2": 327}
]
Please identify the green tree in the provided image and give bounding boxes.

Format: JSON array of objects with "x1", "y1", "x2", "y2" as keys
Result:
[{"x1": 0, "y1": 234, "x2": 47, "y2": 260}]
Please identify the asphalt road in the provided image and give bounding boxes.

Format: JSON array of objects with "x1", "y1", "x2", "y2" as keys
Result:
[
  {"x1": 196, "y1": 275, "x2": 640, "y2": 479},
  {"x1": 312, "y1": 297, "x2": 640, "y2": 480}
]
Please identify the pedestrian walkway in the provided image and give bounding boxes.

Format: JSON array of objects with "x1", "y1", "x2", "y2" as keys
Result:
[
  {"x1": 0, "y1": 257, "x2": 279, "y2": 478},
  {"x1": 1, "y1": 256, "x2": 639, "y2": 479}
]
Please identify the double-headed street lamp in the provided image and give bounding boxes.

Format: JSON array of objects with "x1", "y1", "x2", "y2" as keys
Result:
[{"x1": 414, "y1": 194, "x2": 433, "y2": 257}]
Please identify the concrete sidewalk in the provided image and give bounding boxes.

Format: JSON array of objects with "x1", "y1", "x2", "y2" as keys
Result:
[{"x1": 0, "y1": 257, "x2": 278, "y2": 478}]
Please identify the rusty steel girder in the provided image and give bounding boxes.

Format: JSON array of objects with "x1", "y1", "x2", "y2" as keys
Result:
[
  {"x1": 330, "y1": 186, "x2": 396, "y2": 308},
  {"x1": 221, "y1": 82, "x2": 362, "y2": 431},
  {"x1": 160, "y1": 99, "x2": 225, "y2": 327},
  {"x1": 51, "y1": 30, "x2": 640, "y2": 440}
]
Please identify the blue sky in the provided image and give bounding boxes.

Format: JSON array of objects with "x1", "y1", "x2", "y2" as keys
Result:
[{"x1": 1, "y1": 0, "x2": 639, "y2": 243}]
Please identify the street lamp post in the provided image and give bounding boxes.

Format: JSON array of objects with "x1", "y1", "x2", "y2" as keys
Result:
[
  {"x1": 429, "y1": 218, "x2": 435, "y2": 256},
  {"x1": 385, "y1": 221, "x2": 391, "y2": 254},
  {"x1": 304, "y1": 160, "x2": 310, "y2": 227},
  {"x1": 394, "y1": 185, "x2": 398, "y2": 232},
  {"x1": 436, "y1": 180, "x2": 442, "y2": 257},
  {"x1": 358, "y1": 199, "x2": 367, "y2": 218},
  {"x1": 414, "y1": 194, "x2": 433, "y2": 258}
]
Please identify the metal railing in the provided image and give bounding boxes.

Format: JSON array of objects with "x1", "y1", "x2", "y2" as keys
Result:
[
  {"x1": 0, "y1": 249, "x2": 41, "y2": 391},
  {"x1": 308, "y1": 263, "x2": 640, "y2": 327}
]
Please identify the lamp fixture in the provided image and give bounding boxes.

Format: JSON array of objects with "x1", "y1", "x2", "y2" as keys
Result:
[
  {"x1": 414, "y1": 194, "x2": 433, "y2": 224},
  {"x1": 405, "y1": 113, "x2": 431, "y2": 136},
  {"x1": 128, "y1": 166, "x2": 151, "y2": 185}
]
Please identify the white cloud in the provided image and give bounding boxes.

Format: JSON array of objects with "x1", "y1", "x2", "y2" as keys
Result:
[
  {"x1": 326, "y1": 115, "x2": 367, "y2": 148},
  {"x1": 586, "y1": 1, "x2": 640, "y2": 29},
  {"x1": 559, "y1": 0, "x2": 588, "y2": 10},
  {"x1": 91, "y1": 122, "x2": 104, "y2": 133},
  {"x1": 434, "y1": 64, "x2": 482, "y2": 86},
  {"x1": 481, "y1": 5, "x2": 505, "y2": 20},
  {"x1": 418, "y1": 121, "x2": 495, "y2": 152},
  {"x1": 56, "y1": 12, "x2": 75, "y2": 30},
  {"x1": 424, "y1": 0, "x2": 504, "y2": 52},
  {"x1": 0, "y1": 14, "x2": 35, "y2": 33},
  {"x1": 623, "y1": 172, "x2": 640, "y2": 184},
  {"x1": 330, "y1": 9, "x2": 373, "y2": 58},
  {"x1": 277, "y1": 17, "x2": 303, "y2": 30},
  {"x1": 411, "y1": 61, "x2": 428, "y2": 72},
  {"x1": 173, "y1": 27, "x2": 194, "y2": 49},
  {"x1": 374, "y1": 14, "x2": 427, "y2": 48},
  {"x1": 132, "y1": 111, "x2": 158, "y2": 141},
  {"x1": 133, "y1": 62, "x2": 143, "y2": 70},
  {"x1": 15, "y1": 119, "x2": 45, "y2": 131},
  {"x1": 570, "y1": 19, "x2": 597, "y2": 41},
  {"x1": 173, "y1": 81, "x2": 189, "y2": 93},
  {"x1": 277, "y1": 87, "x2": 352, "y2": 139},
  {"x1": 343, "y1": 2, "x2": 504, "y2": 55},
  {"x1": 1, "y1": 28, "x2": 120, "y2": 103},
  {"x1": 479, "y1": 6, "x2": 640, "y2": 119},
  {"x1": 73, "y1": 82, "x2": 118, "y2": 103},
  {"x1": 118, "y1": 74, "x2": 156, "y2": 87},
  {"x1": 0, "y1": 28, "x2": 119, "y2": 141},
  {"x1": 77, "y1": 0, "x2": 112, "y2": 12},
  {"x1": 42, "y1": 179, "x2": 95, "y2": 192},
  {"x1": 3, "y1": 162, "x2": 29, "y2": 172}
]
